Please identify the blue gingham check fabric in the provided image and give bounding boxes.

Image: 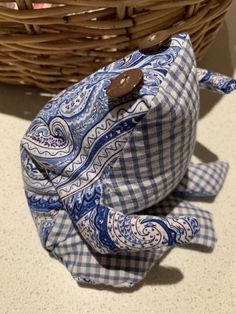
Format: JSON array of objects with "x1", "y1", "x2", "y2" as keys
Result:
[{"x1": 20, "y1": 33, "x2": 236, "y2": 287}]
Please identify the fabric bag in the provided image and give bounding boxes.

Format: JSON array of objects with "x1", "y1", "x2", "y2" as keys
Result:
[{"x1": 20, "y1": 32, "x2": 236, "y2": 287}]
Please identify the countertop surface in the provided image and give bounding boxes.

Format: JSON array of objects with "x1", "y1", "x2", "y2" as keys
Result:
[{"x1": 0, "y1": 4, "x2": 236, "y2": 314}]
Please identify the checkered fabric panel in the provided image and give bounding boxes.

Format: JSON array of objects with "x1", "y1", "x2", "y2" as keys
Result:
[
  {"x1": 44, "y1": 211, "x2": 75, "y2": 252},
  {"x1": 173, "y1": 161, "x2": 229, "y2": 197},
  {"x1": 40, "y1": 194, "x2": 216, "y2": 288},
  {"x1": 101, "y1": 36, "x2": 199, "y2": 215}
]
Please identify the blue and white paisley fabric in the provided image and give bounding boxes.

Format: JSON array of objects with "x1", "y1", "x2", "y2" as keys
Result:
[
  {"x1": 21, "y1": 32, "x2": 236, "y2": 287},
  {"x1": 197, "y1": 68, "x2": 236, "y2": 94}
]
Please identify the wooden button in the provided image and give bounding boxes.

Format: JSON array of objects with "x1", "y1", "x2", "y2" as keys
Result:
[
  {"x1": 139, "y1": 30, "x2": 172, "y2": 53},
  {"x1": 106, "y1": 69, "x2": 144, "y2": 98}
]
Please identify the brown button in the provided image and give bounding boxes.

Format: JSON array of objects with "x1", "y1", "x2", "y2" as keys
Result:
[
  {"x1": 106, "y1": 69, "x2": 143, "y2": 98},
  {"x1": 139, "y1": 30, "x2": 172, "y2": 53}
]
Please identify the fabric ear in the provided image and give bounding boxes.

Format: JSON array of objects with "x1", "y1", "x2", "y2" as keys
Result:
[
  {"x1": 197, "y1": 68, "x2": 236, "y2": 94},
  {"x1": 173, "y1": 161, "x2": 229, "y2": 198}
]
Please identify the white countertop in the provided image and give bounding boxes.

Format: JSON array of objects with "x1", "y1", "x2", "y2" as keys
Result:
[{"x1": 0, "y1": 4, "x2": 235, "y2": 314}]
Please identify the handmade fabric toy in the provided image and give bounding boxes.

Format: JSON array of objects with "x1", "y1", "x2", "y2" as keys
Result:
[{"x1": 20, "y1": 32, "x2": 236, "y2": 288}]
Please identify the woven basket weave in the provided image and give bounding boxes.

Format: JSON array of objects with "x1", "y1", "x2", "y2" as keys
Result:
[{"x1": 0, "y1": 0, "x2": 232, "y2": 92}]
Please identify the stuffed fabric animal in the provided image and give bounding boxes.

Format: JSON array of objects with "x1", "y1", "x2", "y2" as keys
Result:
[{"x1": 20, "y1": 33, "x2": 236, "y2": 287}]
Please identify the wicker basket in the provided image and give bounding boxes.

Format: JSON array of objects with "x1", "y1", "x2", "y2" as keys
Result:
[{"x1": 0, "y1": 0, "x2": 232, "y2": 92}]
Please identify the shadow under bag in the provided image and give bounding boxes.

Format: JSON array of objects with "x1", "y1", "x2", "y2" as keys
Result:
[{"x1": 20, "y1": 33, "x2": 236, "y2": 287}]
